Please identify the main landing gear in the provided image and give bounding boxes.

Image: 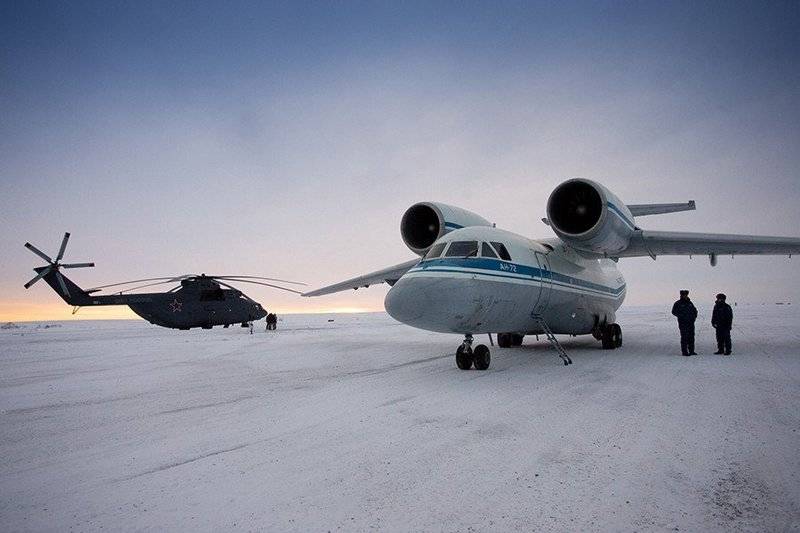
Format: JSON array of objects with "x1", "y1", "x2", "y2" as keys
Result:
[
  {"x1": 455, "y1": 334, "x2": 491, "y2": 370},
  {"x1": 600, "y1": 323, "x2": 623, "y2": 350},
  {"x1": 497, "y1": 333, "x2": 524, "y2": 348}
]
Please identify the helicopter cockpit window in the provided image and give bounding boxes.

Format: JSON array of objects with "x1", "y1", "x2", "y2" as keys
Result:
[
  {"x1": 491, "y1": 242, "x2": 512, "y2": 261},
  {"x1": 445, "y1": 241, "x2": 479, "y2": 258},
  {"x1": 200, "y1": 288, "x2": 225, "y2": 301},
  {"x1": 481, "y1": 242, "x2": 497, "y2": 258},
  {"x1": 425, "y1": 242, "x2": 447, "y2": 260}
]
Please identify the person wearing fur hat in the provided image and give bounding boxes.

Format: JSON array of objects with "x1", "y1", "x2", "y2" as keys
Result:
[
  {"x1": 712, "y1": 293, "x2": 733, "y2": 355},
  {"x1": 671, "y1": 290, "x2": 698, "y2": 356}
]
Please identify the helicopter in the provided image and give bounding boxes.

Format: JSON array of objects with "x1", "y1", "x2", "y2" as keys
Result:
[{"x1": 23, "y1": 233, "x2": 304, "y2": 330}]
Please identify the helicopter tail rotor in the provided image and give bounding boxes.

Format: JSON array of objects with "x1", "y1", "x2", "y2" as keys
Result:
[{"x1": 24, "y1": 233, "x2": 95, "y2": 301}]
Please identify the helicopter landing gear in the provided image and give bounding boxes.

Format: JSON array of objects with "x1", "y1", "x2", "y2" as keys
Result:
[{"x1": 455, "y1": 334, "x2": 491, "y2": 370}]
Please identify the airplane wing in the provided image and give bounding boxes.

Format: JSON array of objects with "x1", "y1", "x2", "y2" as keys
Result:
[
  {"x1": 303, "y1": 258, "x2": 420, "y2": 297},
  {"x1": 617, "y1": 230, "x2": 800, "y2": 258}
]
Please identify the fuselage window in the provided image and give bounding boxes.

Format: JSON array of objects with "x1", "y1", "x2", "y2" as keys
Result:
[
  {"x1": 491, "y1": 242, "x2": 512, "y2": 261},
  {"x1": 481, "y1": 242, "x2": 497, "y2": 258},
  {"x1": 445, "y1": 241, "x2": 479, "y2": 258},
  {"x1": 425, "y1": 242, "x2": 447, "y2": 259}
]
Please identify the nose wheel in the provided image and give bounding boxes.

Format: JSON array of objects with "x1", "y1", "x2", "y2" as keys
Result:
[{"x1": 455, "y1": 334, "x2": 491, "y2": 370}]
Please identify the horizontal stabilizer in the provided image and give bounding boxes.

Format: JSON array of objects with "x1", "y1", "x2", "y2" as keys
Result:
[{"x1": 627, "y1": 201, "x2": 695, "y2": 217}]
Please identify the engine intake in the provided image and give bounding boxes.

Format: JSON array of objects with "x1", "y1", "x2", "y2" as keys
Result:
[
  {"x1": 546, "y1": 179, "x2": 635, "y2": 255},
  {"x1": 400, "y1": 202, "x2": 491, "y2": 256}
]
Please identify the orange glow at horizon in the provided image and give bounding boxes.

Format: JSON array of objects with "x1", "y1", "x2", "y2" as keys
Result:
[{"x1": 0, "y1": 300, "x2": 384, "y2": 323}]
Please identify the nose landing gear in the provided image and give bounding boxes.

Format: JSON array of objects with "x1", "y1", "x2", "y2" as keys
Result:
[{"x1": 455, "y1": 334, "x2": 491, "y2": 370}]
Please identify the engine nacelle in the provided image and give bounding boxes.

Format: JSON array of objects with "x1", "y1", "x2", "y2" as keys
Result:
[
  {"x1": 546, "y1": 179, "x2": 636, "y2": 255},
  {"x1": 400, "y1": 202, "x2": 492, "y2": 256}
]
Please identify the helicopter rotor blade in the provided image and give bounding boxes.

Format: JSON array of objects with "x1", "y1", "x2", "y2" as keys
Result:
[
  {"x1": 24, "y1": 242, "x2": 53, "y2": 264},
  {"x1": 215, "y1": 279, "x2": 261, "y2": 297},
  {"x1": 216, "y1": 278, "x2": 302, "y2": 295},
  {"x1": 87, "y1": 276, "x2": 188, "y2": 292},
  {"x1": 55, "y1": 271, "x2": 70, "y2": 298},
  {"x1": 24, "y1": 267, "x2": 52, "y2": 289},
  {"x1": 56, "y1": 232, "x2": 70, "y2": 261},
  {"x1": 212, "y1": 275, "x2": 307, "y2": 286},
  {"x1": 62, "y1": 262, "x2": 95, "y2": 269},
  {"x1": 213, "y1": 280, "x2": 257, "y2": 302},
  {"x1": 114, "y1": 280, "x2": 184, "y2": 294}
]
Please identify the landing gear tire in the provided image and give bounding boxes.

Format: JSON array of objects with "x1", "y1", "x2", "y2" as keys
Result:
[
  {"x1": 511, "y1": 334, "x2": 524, "y2": 346},
  {"x1": 456, "y1": 345, "x2": 473, "y2": 370},
  {"x1": 497, "y1": 333, "x2": 512, "y2": 348},
  {"x1": 601, "y1": 325, "x2": 614, "y2": 349},
  {"x1": 612, "y1": 323, "x2": 622, "y2": 348},
  {"x1": 473, "y1": 344, "x2": 491, "y2": 370},
  {"x1": 601, "y1": 324, "x2": 622, "y2": 350}
]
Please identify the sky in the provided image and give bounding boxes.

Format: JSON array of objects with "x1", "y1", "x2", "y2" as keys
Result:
[{"x1": 2, "y1": 1, "x2": 800, "y2": 322}]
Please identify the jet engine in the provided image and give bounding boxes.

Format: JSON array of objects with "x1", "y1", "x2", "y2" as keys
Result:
[
  {"x1": 400, "y1": 202, "x2": 492, "y2": 256},
  {"x1": 546, "y1": 179, "x2": 636, "y2": 255}
]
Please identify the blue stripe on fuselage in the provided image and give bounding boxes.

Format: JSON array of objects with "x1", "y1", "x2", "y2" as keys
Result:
[{"x1": 410, "y1": 257, "x2": 625, "y2": 296}]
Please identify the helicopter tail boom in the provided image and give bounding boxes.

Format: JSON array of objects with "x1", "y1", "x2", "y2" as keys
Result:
[{"x1": 35, "y1": 267, "x2": 94, "y2": 306}]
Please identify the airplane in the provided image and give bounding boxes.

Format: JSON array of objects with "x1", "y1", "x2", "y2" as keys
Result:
[
  {"x1": 304, "y1": 179, "x2": 800, "y2": 369},
  {"x1": 24, "y1": 233, "x2": 303, "y2": 330}
]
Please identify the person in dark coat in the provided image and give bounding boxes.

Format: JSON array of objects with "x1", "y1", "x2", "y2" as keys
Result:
[
  {"x1": 671, "y1": 289, "x2": 698, "y2": 356},
  {"x1": 711, "y1": 293, "x2": 733, "y2": 355}
]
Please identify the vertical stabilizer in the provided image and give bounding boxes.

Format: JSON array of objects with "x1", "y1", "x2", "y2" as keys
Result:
[{"x1": 37, "y1": 267, "x2": 93, "y2": 306}]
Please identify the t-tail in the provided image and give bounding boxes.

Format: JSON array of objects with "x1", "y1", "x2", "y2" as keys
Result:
[{"x1": 24, "y1": 233, "x2": 95, "y2": 306}]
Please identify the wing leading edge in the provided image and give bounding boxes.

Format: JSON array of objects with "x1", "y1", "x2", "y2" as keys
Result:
[
  {"x1": 302, "y1": 258, "x2": 420, "y2": 297},
  {"x1": 617, "y1": 230, "x2": 800, "y2": 258}
]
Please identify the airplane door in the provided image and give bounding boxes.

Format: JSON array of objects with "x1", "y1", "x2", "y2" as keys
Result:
[{"x1": 533, "y1": 251, "x2": 552, "y2": 315}]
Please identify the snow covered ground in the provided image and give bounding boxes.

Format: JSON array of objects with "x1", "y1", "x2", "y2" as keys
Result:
[{"x1": 1, "y1": 305, "x2": 799, "y2": 532}]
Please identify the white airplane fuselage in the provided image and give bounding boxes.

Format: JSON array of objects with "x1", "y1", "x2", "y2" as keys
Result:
[
  {"x1": 306, "y1": 179, "x2": 800, "y2": 369},
  {"x1": 384, "y1": 226, "x2": 626, "y2": 336}
]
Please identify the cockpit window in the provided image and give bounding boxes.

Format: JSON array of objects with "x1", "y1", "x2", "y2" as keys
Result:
[
  {"x1": 445, "y1": 241, "x2": 479, "y2": 258},
  {"x1": 481, "y1": 242, "x2": 497, "y2": 258},
  {"x1": 491, "y1": 242, "x2": 512, "y2": 261},
  {"x1": 425, "y1": 242, "x2": 447, "y2": 259}
]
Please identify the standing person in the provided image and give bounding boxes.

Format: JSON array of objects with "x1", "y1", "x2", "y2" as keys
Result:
[
  {"x1": 265, "y1": 312, "x2": 271, "y2": 332},
  {"x1": 712, "y1": 293, "x2": 733, "y2": 355},
  {"x1": 271, "y1": 313, "x2": 278, "y2": 330},
  {"x1": 671, "y1": 289, "x2": 698, "y2": 356}
]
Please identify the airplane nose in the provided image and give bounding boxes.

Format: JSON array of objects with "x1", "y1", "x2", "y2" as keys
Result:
[
  {"x1": 385, "y1": 274, "x2": 478, "y2": 333},
  {"x1": 385, "y1": 277, "x2": 428, "y2": 325}
]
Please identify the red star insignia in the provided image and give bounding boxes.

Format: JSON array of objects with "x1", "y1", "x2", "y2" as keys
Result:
[{"x1": 169, "y1": 299, "x2": 182, "y2": 312}]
